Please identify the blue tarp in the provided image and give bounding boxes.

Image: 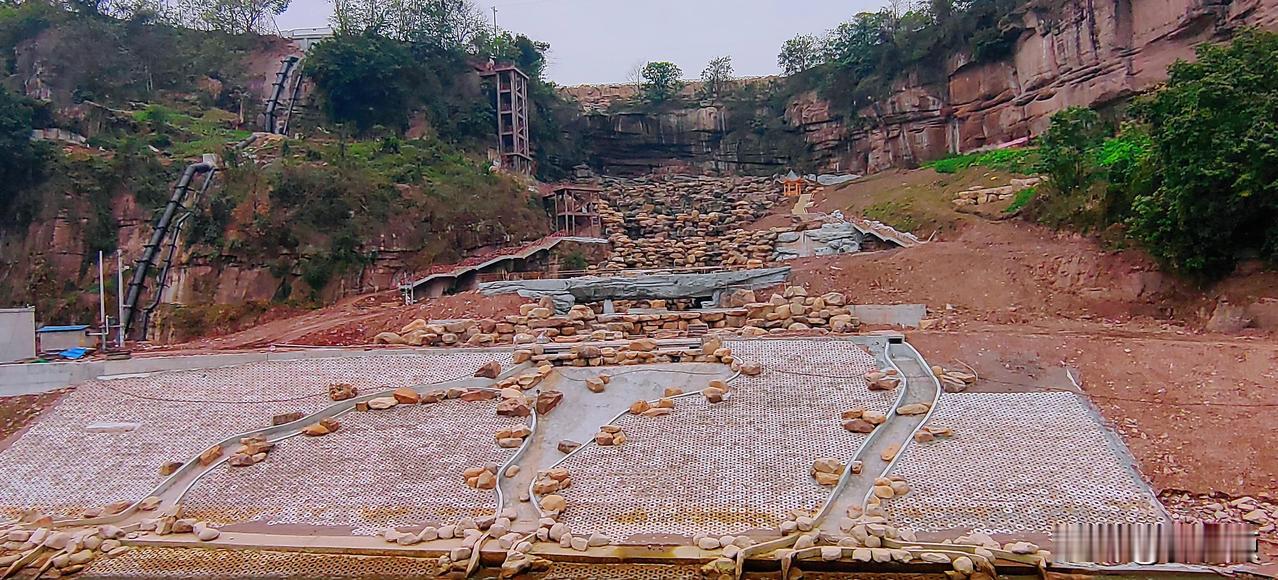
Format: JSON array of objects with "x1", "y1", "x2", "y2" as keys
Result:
[
  {"x1": 59, "y1": 347, "x2": 89, "y2": 360},
  {"x1": 37, "y1": 324, "x2": 90, "y2": 333}
]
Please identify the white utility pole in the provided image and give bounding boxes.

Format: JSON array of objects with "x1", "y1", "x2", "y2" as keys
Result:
[
  {"x1": 492, "y1": 6, "x2": 498, "y2": 33},
  {"x1": 97, "y1": 250, "x2": 107, "y2": 352},
  {"x1": 116, "y1": 250, "x2": 125, "y2": 348}
]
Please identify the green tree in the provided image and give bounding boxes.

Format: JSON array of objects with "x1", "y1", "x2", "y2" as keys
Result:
[
  {"x1": 778, "y1": 34, "x2": 821, "y2": 75},
  {"x1": 182, "y1": 0, "x2": 290, "y2": 34},
  {"x1": 822, "y1": 12, "x2": 891, "y2": 80},
  {"x1": 1034, "y1": 106, "x2": 1106, "y2": 195},
  {"x1": 1129, "y1": 29, "x2": 1278, "y2": 277},
  {"x1": 699, "y1": 56, "x2": 733, "y2": 98},
  {"x1": 640, "y1": 61, "x2": 683, "y2": 103},
  {"x1": 306, "y1": 32, "x2": 414, "y2": 132},
  {"x1": 0, "y1": 86, "x2": 49, "y2": 227}
]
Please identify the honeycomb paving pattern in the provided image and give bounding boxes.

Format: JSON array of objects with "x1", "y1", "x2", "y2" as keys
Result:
[
  {"x1": 885, "y1": 392, "x2": 1167, "y2": 534},
  {"x1": 0, "y1": 351, "x2": 510, "y2": 519},
  {"x1": 183, "y1": 397, "x2": 528, "y2": 535},
  {"x1": 555, "y1": 339, "x2": 896, "y2": 541},
  {"x1": 539, "y1": 562, "x2": 703, "y2": 579},
  {"x1": 82, "y1": 547, "x2": 445, "y2": 578}
]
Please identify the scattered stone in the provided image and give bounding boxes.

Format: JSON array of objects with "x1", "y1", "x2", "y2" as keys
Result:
[
  {"x1": 557, "y1": 440, "x2": 581, "y2": 454},
  {"x1": 159, "y1": 461, "x2": 183, "y2": 476},
  {"x1": 896, "y1": 402, "x2": 931, "y2": 415},
  {"x1": 475, "y1": 361, "x2": 503, "y2": 379},
  {"x1": 629, "y1": 400, "x2": 652, "y2": 414},
  {"x1": 198, "y1": 445, "x2": 223, "y2": 466},
  {"x1": 536, "y1": 391, "x2": 564, "y2": 414},
  {"x1": 496, "y1": 397, "x2": 531, "y2": 417},
  {"x1": 272, "y1": 411, "x2": 305, "y2": 425},
  {"x1": 392, "y1": 387, "x2": 421, "y2": 404},
  {"x1": 1004, "y1": 541, "x2": 1039, "y2": 554},
  {"x1": 585, "y1": 377, "x2": 607, "y2": 393},
  {"x1": 952, "y1": 556, "x2": 974, "y2": 575},
  {"x1": 842, "y1": 418, "x2": 875, "y2": 433},
  {"x1": 328, "y1": 383, "x2": 358, "y2": 401},
  {"x1": 194, "y1": 522, "x2": 221, "y2": 541},
  {"x1": 810, "y1": 458, "x2": 844, "y2": 486},
  {"x1": 540, "y1": 494, "x2": 567, "y2": 513},
  {"x1": 703, "y1": 386, "x2": 726, "y2": 403}
]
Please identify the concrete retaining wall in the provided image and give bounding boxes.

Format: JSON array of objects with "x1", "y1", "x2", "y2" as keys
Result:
[
  {"x1": 849, "y1": 304, "x2": 927, "y2": 327},
  {"x1": 0, "y1": 308, "x2": 36, "y2": 364}
]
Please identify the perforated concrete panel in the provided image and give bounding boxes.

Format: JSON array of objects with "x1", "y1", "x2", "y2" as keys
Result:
[
  {"x1": 554, "y1": 339, "x2": 895, "y2": 541},
  {"x1": 82, "y1": 547, "x2": 445, "y2": 578},
  {"x1": 183, "y1": 397, "x2": 528, "y2": 534},
  {"x1": 0, "y1": 351, "x2": 509, "y2": 519},
  {"x1": 884, "y1": 392, "x2": 1166, "y2": 534},
  {"x1": 541, "y1": 562, "x2": 703, "y2": 579}
]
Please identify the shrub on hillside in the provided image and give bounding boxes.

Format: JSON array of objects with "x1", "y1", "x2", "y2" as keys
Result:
[{"x1": 1128, "y1": 29, "x2": 1278, "y2": 278}]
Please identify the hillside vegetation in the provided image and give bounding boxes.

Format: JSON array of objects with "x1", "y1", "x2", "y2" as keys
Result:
[{"x1": 0, "y1": 2, "x2": 575, "y2": 324}]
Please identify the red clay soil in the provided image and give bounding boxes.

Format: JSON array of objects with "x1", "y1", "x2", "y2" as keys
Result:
[
  {"x1": 0, "y1": 389, "x2": 68, "y2": 443},
  {"x1": 159, "y1": 291, "x2": 530, "y2": 351}
]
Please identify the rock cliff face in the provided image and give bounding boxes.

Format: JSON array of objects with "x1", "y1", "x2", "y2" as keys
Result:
[{"x1": 565, "y1": 0, "x2": 1278, "y2": 175}]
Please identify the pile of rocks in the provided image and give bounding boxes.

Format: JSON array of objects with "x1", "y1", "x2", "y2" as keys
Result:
[
  {"x1": 691, "y1": 532, "x2": 757, "y2": 554},
  {"x1": 373, "y1": 287, "x2": 861, "y2": 346},
  {"x1": 532, "y1": 468, "x2": 572, "y2": 496},
  {"x1": 931, "y1": 365, "x2": 977, "y2": 393},
  {"x1": 628, "y1": 397, "x2": 676, "y2": 417},
  {"x1": 810, "y1": 457, "x2": 845, "y2": 486},
  {"x1": 952, "y1": 177, "x2": 1042, "y2": 207},
  {"x1": 703, "y1": 379, "x2": 730, "y2": 403},
  {"x1": 594, "y1": 175, "x2": 785, "y2": 270},
  {"x1": 380, "y1": 508, "x2": 524, "y2": 564},
  {"x1": 840, "y1": 408, "x2": 887, "y2": 434},
  {"x1": 870, "y1": 476, "x2": 912, "y2": 501},
  {"x1": 462, "y1": 464, "x2": 499, "y2": 490},
  {"x1": 515, "y1": 337, "x2": 738, "y2": 369},
  {"x1": 495, "y1": 425, "x2": 532, "y2": 449},
  {"x1": 328, "y1": 383, "x2": 358, "y2": 401},
  {"x1": 593, "y1": 425, "x2": 626, "y2": 446},
  {"x1": 227, "y1": 435, "x2": 274, "y2": 467},
  {"x1": 1162, "y1": 491, "x2": 1278, "y2": 534},
  {"x1": 775, "y1": 222, "x2": 864, "y2": 260},
  {"x1": 300, "y1": 417, "x2": 340, "y2": 437},
  {"x1": 735, "y1": 287, "x2": 860, "y2": 334},
  {"x1": 864, "y1": 368, "x2": 901, "y2": 391},
  {"x1": 913, "y1": 424, "x2": 954, "y2": 443},
  {"x1": 536, "y1": 518, "x2": 611, "y2": 552}
]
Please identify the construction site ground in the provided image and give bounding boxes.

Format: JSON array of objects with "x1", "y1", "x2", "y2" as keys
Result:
[{"x1": 2, "y1": 165, "x2": 1276, "y2": 573}]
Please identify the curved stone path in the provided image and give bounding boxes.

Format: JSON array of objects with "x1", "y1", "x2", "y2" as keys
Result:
[{"x1": 817, "y1": 340, "x2": 941, "y2": 532}]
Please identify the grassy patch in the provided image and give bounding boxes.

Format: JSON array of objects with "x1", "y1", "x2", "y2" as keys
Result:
[
  {"x1": 862, "y1": 199, "x2": 921, "y2": 233},
  {"x1": 1005, "y1": 186, "x2": 1036, "y2": 213},
  {"x1": 132, "y1": 103, "x2": 252, "y2": 158},
  {"x1": 924, "y1": 148, "x2": 1038, "y2": 175}
]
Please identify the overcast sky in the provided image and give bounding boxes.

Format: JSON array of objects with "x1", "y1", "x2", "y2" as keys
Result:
[{"x1": 275, "y1": 0, "x2": 885, "y2": 86}]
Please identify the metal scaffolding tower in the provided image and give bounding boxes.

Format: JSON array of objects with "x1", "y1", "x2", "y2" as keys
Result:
[{"x1": 480, "y1": 64, "x2": 532, "y2": 175}]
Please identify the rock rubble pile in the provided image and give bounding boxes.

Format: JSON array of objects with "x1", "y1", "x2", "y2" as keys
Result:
[
  {"x1": 594, "y1": 175, "x2": 785, "y2": 270},
  {"x1": 373, "y1": 287, "x2": 861, "y2": 346}
]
